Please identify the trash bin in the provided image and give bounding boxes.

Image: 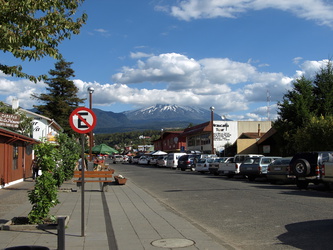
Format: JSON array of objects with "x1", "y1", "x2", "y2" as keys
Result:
[{"x1": 5, "y1": 246, "x2": 49, "y2": 250}]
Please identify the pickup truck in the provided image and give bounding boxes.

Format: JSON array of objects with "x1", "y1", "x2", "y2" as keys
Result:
[
  {"x1": 217, "y1": 157, "x2": 235, "y2": 177},
  {"x1": 239, "y1": 156, "x2": 281, "y2": 181}
]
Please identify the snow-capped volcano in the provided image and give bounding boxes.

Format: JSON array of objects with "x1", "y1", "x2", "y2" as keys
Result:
[{"x1": 123, "y1": 104, "x2": 222, "y2": 122}]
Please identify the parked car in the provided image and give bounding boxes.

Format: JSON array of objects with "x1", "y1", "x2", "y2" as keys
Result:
[
  {"x1": 157, "y1": 156, "x2": 167, "y2": 167},
  {"x1": 240, "y1": 156, "x2": 281, "y2": 181},
  {"x1": 195, "y1": 157, "x2": 216, "y2": 173},
  {"x1": 113, "y1": 155, "x2": 124, "y2": 164},
  {"x1": 267, "y1": 157, "x2": 293, "y2": 184},
  {"x1": 217, "y1": 157, "x2": 236, "y2": 177},
  {"x1": 178, "y1": 154, "x2": 201, "y2": 171},
  {"x1": 149, "y1": 157, "x2": 158, "y2": 166},
  {"x1": 138, "y1": 156, "x2": 149, "y2": 165},
  {"x1": 131, "y1": 155, "x2": 141, "y2": 164},
  {"x1": 288, "y1": 151, "x2": 333, "y2": 189},
  {"x1": 233, "y1": 154, "x2": 264, "y2": 175},
  {"x1": 209, "y1": 157, "x2": 228, "y2": 175},
  {"x1": 167, "y1": 153, "x2": 186, "y2": 169}
]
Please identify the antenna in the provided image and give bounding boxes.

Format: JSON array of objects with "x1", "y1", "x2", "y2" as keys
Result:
[{"x1": 267, "y1": 90, "x2": 271, "y2": 121}]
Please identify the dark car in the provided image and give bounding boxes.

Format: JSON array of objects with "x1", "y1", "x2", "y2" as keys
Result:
[
  {"x1": 267, "y1": 157, "x2": 293, "y2": 184},
  {"x1": 288, "y1": 151, "x2": 333, "y2": 188},
  {"x1": 178, "y1": 154, "x2": 201, "y2": 171}
]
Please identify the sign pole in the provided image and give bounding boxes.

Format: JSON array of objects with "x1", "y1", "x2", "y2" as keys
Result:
[
  {"x1": 69, "y1": 107, "x2": 97, "y2": 238},
  {"x1": 80, "y1": 133, "x2": 85, "y2": 237}
]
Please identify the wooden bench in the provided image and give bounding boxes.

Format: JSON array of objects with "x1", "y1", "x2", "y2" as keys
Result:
[{"x1": 73, "y1": 170, "x2": 114, "y2": 192}]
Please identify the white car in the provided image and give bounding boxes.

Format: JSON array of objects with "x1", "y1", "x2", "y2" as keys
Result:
[
  {"x1": 138, "y1": 156, "x2": 149, "y2": 165},
  {"x1": 157, "y1": 156, "x2": 167, "y2": 167},
  {"x1": 195, "y1": 158, "x2": 216, "y2": 173},
  {"x1": 149, "y1": 157, "x2": 158, "y2": 166}
]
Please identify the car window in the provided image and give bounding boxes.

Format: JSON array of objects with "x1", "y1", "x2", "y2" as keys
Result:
[
  {"x1": 198, "y1": 159, "x2": 206, "y2": 163},
  {"x1": 244, "y1": 158, "x2": 254, "y2": 164},
  {"x1": 261, "y1": 158, "x2": 272, "y2": 164},
  {"x1": 207, "y1": 158, "x2": 215, "y2": 163}
]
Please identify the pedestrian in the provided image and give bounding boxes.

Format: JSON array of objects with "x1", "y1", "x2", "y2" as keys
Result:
[{"x1": 32, "y1": 157, "x2": 39, "y2": 180}]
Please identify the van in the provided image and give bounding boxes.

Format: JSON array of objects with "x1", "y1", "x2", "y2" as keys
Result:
[
  {"x1": 166, "y1": 153, "x2": 186, "y2": 169},
  {"x1": 234, "y1": 154, "x2": 263, "y2": 174}
]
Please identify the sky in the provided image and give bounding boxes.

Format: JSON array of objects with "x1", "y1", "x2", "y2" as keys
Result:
[{"x1": 1, "y1": 0, "x2": 333, "y2": 121}]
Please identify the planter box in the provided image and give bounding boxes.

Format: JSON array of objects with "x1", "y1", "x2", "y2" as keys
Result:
[
  {"x1": 1, "y1": 215, "x2": 69, "y2": 231},
  {"x1": 114, "y1": 176, "x2": 127, "y2": 185}
]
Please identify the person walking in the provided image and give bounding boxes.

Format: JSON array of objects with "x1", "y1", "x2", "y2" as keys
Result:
[{"x1": 32, "y1": 157, "x2": 39, "y2": 180}]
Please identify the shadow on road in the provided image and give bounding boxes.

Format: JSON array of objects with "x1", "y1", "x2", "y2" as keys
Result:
[{"x1": 277, "y1": 219, "x2": 333, "y2": 249}]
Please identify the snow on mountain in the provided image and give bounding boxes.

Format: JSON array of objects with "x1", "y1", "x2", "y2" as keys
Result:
[{"x1": 123, "y1": 104, "x2": 221, "y2": 122}]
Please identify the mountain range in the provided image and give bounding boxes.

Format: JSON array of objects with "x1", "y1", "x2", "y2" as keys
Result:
[{"x1": 93, "y1": 104, "x2": 227, "y2": 134}]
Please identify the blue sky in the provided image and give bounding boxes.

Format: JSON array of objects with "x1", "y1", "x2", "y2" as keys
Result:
[{"x1": 1, "y1": 0, "x2": 333, "y2": 121}]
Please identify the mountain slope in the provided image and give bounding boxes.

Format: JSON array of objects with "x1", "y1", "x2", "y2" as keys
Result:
[
  {"x1": 90, "y1": 104, "x2": 226, "y2": 133},
  {"x1": 123, "y1": 104, "x2": 222, "y2": 122}
]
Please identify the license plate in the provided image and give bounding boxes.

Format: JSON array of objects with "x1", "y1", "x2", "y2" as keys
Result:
[
  {"x1": 223, "y1": 171, "x2": 229, "y2": 174},
  {"x1": 274, "y1": 167, "x2": 281, "y2": 171},
  {"x1": 247, "y1": 167, "x2": 252, "y2": 170}
]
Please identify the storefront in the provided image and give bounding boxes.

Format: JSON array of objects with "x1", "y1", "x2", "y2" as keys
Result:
[{"x1": 0, "y1": 127, "x2": 39, "y2": 188}]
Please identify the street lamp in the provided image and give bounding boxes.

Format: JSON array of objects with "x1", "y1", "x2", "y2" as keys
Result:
[
  {"x1": 88, "y1": 87, "x2": 94, "y2": 162},
  {"x1": 210, "y1": 106, "x2": 215, "y2": 154},
  {"x1": 161, "y1": 128, "x2": 164, "y2": 151}
]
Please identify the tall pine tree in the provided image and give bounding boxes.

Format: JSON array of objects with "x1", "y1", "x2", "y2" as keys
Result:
[{"x1": 33, "y1": 59, "x2": 85, "y2": 135}]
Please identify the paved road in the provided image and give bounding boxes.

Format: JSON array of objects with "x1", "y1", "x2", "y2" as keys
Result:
[{"x1": 110, "y1": 162, "x2": 333, "y2": 250}]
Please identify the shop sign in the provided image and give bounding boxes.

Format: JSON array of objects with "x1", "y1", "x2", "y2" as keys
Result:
[{"x1": 0, "y1": 112, "x2": 20, "y2": 128}]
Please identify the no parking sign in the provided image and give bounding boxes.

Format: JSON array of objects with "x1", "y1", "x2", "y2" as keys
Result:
[{"x1": 69, "y1": 107, "x2": 97, "y2": 133}]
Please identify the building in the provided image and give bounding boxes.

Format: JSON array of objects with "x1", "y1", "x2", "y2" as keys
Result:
[
  {"x1": 0, "y1": 100, "x2": 63, "y2": 188},
  {"x1": 153, "y1": 131, "x2": 186, "y2": 153},
  {"x1": 0, "y1": 126, "x2": 39, "y2": 188},
  {"x1": 11, "y1": 99, "x2": 63, "y2": 142},
  {"x1": 182, "y1": 120, "x2": 272, "y2": 154}
]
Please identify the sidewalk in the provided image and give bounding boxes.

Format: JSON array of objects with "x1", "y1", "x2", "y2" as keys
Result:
[{"x1": 0, "y1": 169, "x2": 228, "y2": 250}]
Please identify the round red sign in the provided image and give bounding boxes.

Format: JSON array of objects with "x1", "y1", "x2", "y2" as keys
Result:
[{"x1": 69, "y1": 107, "x2": 97, "y2": 134}]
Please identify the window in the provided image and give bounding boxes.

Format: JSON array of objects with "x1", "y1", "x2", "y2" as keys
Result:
[{"x1": 13, "y1": 144, "x2": 19, "y2": 170}]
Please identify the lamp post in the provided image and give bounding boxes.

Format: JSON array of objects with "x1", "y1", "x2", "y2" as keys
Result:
[
  {"x1": 88, "y1": 87, "x2": 94, "y2": 162},
  {"x1": 210, "y1": 106, "x2": 215, "y2": 154},
  {"x1": 161, "y1": 128, "x2": 164, "y2": 151}
]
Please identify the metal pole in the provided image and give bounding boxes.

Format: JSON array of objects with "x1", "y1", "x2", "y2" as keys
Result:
[
  {"x1": 81, "y1": 134, "x2": 85, "y2": 237},
  {"x1": 210, "y1": 107, "x2": 215, "y2": 154},
  {"x1": 89, "y1": 91, "x2": 93, "y2": 162},
  {"x1": 57, "y1": 216, "x2": 66, "y2": 250}
]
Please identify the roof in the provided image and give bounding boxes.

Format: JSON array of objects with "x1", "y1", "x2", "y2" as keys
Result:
[
  {"x1": 256, "y1": 128, "x2": 277, "y2": 145},
  {"x1": 239, "y1": 132, "x2": 266, "y2": 139},
  {"x1": 22, "y1": 109, "x2": 63, "y2": 132},
  {"x1": 180, "y1": 121, "x2": 211, "y2": 137},
  {"x1": 0, "y1": 127, "x2": 40, "y2": 144}
]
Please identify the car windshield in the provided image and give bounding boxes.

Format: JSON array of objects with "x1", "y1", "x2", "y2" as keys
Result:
[
  {"x1": 243, "y1": 158, "x2": 260, "y2": 164},
  {"x1": 198, "y1": 159, "x2": 206, "y2": 163}
]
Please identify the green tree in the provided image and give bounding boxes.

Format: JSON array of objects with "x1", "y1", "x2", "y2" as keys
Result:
[
  {"x1": 274, "y1": 61, "x2": 333, "y2": 154},
  {"x1": 313, "y1": 61, "x2": 333, "y2": 116},
  {"x1": 294, "y1": 116, "x2": 333, "y2": 152},
  {"x1": 32, "y1": 59, "x2": 85, "y2": 135},
  {"x1": 28, "y1": 133, "x2": 80, "y2": 224},
  {"x1": 0, "y1": 0, "x2": 87, "y2": 82}
]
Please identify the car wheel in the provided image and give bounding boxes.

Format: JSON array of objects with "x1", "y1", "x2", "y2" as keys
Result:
[
  {"x1": 292, "y1": 159, "x2": 310, "y2": 177},
  {"x1": 296, "y1": 180, "x2": 309, "y2": 189},
  {"x1": 248, "y1": 176, "x2": 256, "y2": 181}
]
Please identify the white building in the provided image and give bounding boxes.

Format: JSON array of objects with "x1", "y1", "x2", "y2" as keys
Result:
[
  {"x1": 12, "y1": 99, "x2": 63, "y2": 142},
  {"x1": 183, "y1": 120, "x2": 272, "y2": 154}
]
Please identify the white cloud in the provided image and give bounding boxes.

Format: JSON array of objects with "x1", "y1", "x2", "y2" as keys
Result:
[
  {"x1": 0, "y1": 56, "x2": 329, "y2": 121},
  {"x1": 166, "y1": 0, "x2": 333, "y2": 27},
  {"x1": 130, "y1": 52, "x2": 154, "y2": 59}
]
